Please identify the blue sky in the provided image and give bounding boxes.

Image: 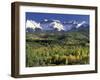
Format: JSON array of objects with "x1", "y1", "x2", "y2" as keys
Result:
[{"x1": 26, "y1": 12, "x2": 90, "y2": 23}]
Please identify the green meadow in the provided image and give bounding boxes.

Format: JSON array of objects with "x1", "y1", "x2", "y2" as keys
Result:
[{"x1": 26, "y1": 31, "x2": 89, "y2": 67}]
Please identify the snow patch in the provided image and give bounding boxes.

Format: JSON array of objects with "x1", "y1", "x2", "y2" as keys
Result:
[{"x1": 76, "y1": 21, "x2": 86, "y2": 28}]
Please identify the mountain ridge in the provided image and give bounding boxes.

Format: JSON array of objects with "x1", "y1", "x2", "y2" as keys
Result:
[{"x1": 26, "y1": 19, "x2": 89, "y2": 32}]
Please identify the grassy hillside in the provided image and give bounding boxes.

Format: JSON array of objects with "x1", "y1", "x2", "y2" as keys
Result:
[{"x1": 26, "y1": 31, "x2": 89, "y2": 67}]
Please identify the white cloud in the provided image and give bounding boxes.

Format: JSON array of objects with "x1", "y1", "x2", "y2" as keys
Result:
[{"x1": 44, "y1": 19, "x2": 48, "y2": 22}]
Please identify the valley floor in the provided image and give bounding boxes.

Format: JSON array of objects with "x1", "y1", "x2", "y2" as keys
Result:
[{"x1": 26, "y1": 31, "x2": 89, "y2": 67}]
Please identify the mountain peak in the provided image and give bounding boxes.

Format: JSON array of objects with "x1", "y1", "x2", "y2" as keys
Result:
[
  {"x1": 26, "y1": 20, "x2": 89, "y2": 33},
  {"x1": 50, "y1": 21, "x2": 64, "y2": 31},
  {"x1": 26, "y1": 20, "x2": 42, "y2": 30},
  {"x1": 76, "y1": 21, "x2": 86, "y2": 28}
]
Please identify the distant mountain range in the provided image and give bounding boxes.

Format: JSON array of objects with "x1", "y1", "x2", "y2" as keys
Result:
[{"x1": 26, "y1": 19, "x2": 89, "y2": 33}]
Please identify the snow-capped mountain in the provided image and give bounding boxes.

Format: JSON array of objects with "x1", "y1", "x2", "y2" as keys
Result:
[
  {"x1": 26, "y1": 19, "x2": 89, "y2": 32},
  {"x1": 50, "y1": 20, "x2": 64, "y2": 31},
  {"x1": 26, "y1": 20, "x2": 42, "y2": 32},
  {"x1": 40, "y1": 19, "x2": 53, "y2": 31},
  {"x1": 63, "y1": 21, "x2": 77, "y2": 31},
  {"x1": 76, "y1": 21, "x2": 87, "y2": 28}
]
